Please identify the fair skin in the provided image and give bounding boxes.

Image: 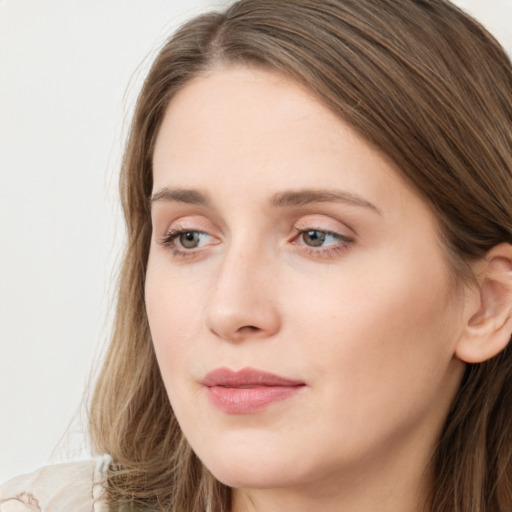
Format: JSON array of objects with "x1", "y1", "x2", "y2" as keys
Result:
[{"x1": 145, "y1": 65, "x2": 510, "y2": 512}]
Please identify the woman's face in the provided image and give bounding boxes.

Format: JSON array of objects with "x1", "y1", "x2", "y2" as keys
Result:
[{"x1": 146, "y1": 65, "x2": 466, "y2": 495}]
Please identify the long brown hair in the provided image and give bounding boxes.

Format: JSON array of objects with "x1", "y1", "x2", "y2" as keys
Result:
[{"x1": 89, "y1": 1, "x2": 512, "y2": 510}]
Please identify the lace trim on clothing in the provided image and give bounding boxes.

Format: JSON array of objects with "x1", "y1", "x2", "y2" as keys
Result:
[{"x1": 93, "y1": 455, "x2": 111, "y2": 512}]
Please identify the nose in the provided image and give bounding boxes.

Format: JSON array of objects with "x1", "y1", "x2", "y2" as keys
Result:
[{"x1": 205, "y1": 244, "x2": 281, "y2": 343}]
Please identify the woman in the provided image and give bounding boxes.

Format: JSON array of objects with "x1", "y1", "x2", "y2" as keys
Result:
[{"x1": 2, "y1": 0, "x2": 511, "y2": 511}]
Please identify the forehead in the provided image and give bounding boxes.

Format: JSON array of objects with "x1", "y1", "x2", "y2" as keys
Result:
[
  {"x1": 152, "y1": 65, "x2": 403, "y2": 199},
  {"x1": 154, "y1": 65, "x2": 346, "y2": 164}
]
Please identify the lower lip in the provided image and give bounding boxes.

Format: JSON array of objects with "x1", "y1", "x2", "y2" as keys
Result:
[{"x1": 205, "y1": 385, "x2": 303, "y2": 414}]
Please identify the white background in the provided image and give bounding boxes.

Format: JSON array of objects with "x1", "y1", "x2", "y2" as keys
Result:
[{"x1": 1, "y1": 0, "x2": 511, "y2": 483}]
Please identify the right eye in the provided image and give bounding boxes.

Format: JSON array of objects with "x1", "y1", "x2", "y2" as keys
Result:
[{"x1": 160, "y1": 229, "x2": 216, "y2": 256}]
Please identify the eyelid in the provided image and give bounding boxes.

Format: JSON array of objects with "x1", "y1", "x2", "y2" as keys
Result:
[
  {"x1": 159, "y1": 228, "x2": 220, "y2": 261},
  {"x1": 293, "y1": 227, "x2": 350, "y2": 242},
  {"x1": 293, "y1": 213, "x2": 355, "y2": 235},
  {"x1": 156, "y1": 213, "x2": 222, "y2": 258},
  {"x1": 292, "y1": 227, "x2": 354, "y2": 246},
  {"x1": 290, "y1": 216, "x2": 356, "y2": 258},
  {"x1": 157, "y1": 214, "x2": 219, "y2": 240},
  {"x1": 161, "y1": 228, "x2": 211, "y2": 246}
]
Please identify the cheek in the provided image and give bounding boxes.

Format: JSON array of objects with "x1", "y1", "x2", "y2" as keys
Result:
[
  {"x1": 285, "y1": 254, "x2": 461, "y2": 430},
  {"x1": 145, "y1": 258, "x2": 206, "y2": 379},
  {"x1": 289, "y1": 250, "x2": 456, "y2": 348}
]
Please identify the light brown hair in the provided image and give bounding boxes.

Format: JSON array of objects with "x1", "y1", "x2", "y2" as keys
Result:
[{"x1": 89, "y1": 1, "x2": 512, "y2": 510}]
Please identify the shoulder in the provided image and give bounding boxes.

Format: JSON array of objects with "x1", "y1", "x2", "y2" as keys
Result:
[{"x1": 0, "y1": 455, "x2": 111, "y2": 512}]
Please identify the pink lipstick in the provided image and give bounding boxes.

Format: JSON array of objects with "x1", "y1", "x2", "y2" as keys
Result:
[{"x1": 201, "y1": 367, "x2": 305, "y2": 414}]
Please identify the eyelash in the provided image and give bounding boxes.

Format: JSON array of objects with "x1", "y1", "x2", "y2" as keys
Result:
[{"x1": 159, "y1": 226, "x2": 354, "y2": 260}]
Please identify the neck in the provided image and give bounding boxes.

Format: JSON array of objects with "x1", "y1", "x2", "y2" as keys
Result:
[
  {"x1": 230, "y1": 422, "x2": 436, "y2": 512},
  {"x1": 232, "y1": 468, "x2": 430, "y2": 512}
]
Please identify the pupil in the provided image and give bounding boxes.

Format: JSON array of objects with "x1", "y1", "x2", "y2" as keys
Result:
[{"x1": 305, "y1": 230, "x2": 325, "y2": 247}]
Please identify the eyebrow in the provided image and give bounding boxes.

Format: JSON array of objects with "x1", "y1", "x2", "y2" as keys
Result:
[
  {"x1": 150, "y1": 188, "x2": 210, "y2": 206},
  {"x1": 269, "y1": 189, "x2": 381, "y2": 213},
  {"x1": 150, "y1": 187, "x2": 381, "y2": 214}
]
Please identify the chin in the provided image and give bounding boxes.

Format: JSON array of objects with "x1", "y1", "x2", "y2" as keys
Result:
[
  {"x1": 208, "y1": 461, "x2": 299, "y2": 490},
  {"x1": 195, "y1": 436, "x2": 310, "y2": 489}
]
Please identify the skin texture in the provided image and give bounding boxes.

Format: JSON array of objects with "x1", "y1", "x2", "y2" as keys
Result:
[{"x1": 145, "y1": 65, "x2": 470, "y2": 512}]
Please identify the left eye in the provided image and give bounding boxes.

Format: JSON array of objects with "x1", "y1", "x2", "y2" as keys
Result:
[{"x1": 297, "y1": 229, "x2": 341, "y2": 247}]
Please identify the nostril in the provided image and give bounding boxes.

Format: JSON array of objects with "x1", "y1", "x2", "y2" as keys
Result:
[{"x1": 240, "y1": 325, "x2": 260, "y2": 332}]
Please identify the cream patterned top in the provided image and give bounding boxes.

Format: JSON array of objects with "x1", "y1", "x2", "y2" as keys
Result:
[{"x1": 0, "y1": 456, "x2": 110, "y2": 512}]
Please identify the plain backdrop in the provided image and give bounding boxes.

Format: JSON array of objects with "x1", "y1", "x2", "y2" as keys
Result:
[{"x1": 1, "y1": 0, "x2": 511, "y2": 483}]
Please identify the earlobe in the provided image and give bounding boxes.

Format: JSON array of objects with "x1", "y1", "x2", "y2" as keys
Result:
[{"x1": 456, "y1": 243, "x2": 512, "y2": 364}]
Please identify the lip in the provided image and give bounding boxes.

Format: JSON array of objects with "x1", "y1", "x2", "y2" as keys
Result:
[{"x1": 201, "y1": 367, "x2": 305, "y2": 414}]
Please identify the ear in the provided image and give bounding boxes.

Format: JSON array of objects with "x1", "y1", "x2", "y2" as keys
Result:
[{"x1": 456, "y1": 243, "x2": 512, "y2": 364}]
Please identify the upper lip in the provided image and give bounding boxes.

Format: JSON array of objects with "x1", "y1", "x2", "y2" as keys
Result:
[{"x1": 201, "y1": 367, "x2": 305, "y2": 388}]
